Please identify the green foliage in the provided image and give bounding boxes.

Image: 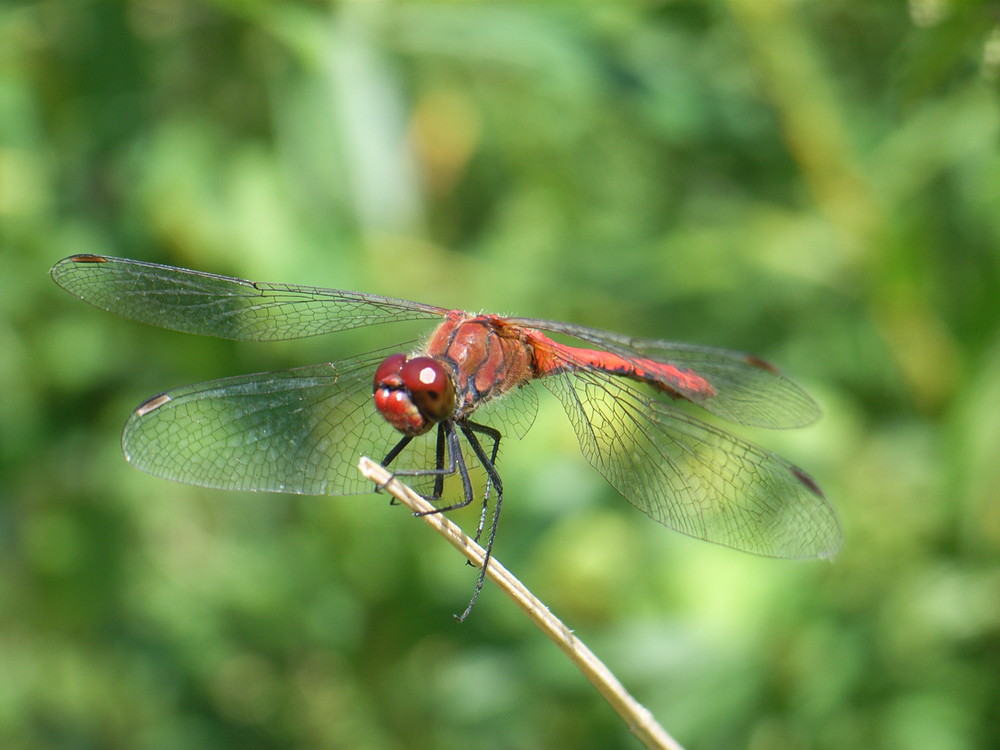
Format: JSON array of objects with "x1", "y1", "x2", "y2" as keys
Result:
[{"x1": 3, "y1": 1, "x2": 1000, "y2": 748}]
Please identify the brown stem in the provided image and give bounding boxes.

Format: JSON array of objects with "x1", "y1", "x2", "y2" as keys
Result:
[{"x1": 358, "y1": 457, "x2": 685, "y2": 750}]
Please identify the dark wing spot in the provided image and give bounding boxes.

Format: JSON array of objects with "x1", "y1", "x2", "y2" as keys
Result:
[
  {"x1": 791, "y1": 465, "x2": 825, "y2": 497},
  {"x1": 69, "y1": 254, "x2": 108, "y2": 263},
  {"x1": 744, "y1": 354, "x2": 779, "y2": 373}
]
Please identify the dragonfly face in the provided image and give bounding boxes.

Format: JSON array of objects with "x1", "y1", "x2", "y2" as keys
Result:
[{"x1": 373, "y1": 354, "x2": 456, "y2": 436}]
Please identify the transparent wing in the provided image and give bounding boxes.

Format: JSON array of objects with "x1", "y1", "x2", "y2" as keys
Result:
[
  {"x1": 122, "y1": 347, "x2": 540, "y2": 498},
  {"x1": 508, "y1": 316, "x2": 819, "y2": 429},
  {"x1": 468, "y1": 382, "x2": 539, "y2": 442},
  {"x1": 542, "y1": 369, "x2": 841, "y2": 558},
  {"x1": 122, "y1": 350, "x2": 446, "y2": 496},
  {"x1": 51, "y1": 255, "x2": 448, "y2": 342}
]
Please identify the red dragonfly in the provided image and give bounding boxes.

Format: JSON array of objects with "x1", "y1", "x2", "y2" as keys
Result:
[{"x1": 52, "y1": 254, "x2": 841, "y2": 619}]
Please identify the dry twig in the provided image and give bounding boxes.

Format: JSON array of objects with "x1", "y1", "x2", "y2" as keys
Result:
[{"x1": 358, "y1": 457, "x2": 686, "y2": 750}]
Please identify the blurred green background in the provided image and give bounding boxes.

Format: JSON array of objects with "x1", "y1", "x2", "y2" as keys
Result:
[{"x1": 4, "y1": 1, "x2": 1000, "y2": 748}]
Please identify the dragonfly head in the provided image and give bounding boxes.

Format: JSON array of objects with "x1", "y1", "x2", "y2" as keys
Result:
[{"x1": 373, "y1": 354, "x2": 456, "y2": 436}]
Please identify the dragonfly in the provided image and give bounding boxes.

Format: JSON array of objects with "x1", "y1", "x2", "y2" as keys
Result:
[{"x1": 51, "y1": 254, "x2": 841, "y2": 619}]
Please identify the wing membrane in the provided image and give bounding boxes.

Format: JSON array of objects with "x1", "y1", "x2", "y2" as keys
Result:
[
  {"x1": 122, "y1": 352, "x2": 447, "y2": 496},
  {"x1": 122, "y1": 347, "x2": 539, "y2": 498},
  {"x1": 542, "y1": 369, "x2": 841, "y2": 558},
  {"x1": 51, "y1": 255, "x2": 447, "y2": 341}
]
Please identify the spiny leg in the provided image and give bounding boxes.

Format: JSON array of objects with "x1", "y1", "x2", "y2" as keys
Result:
[
  {"x1": 381, "y1": 420, "x2": 505, "y2": 622},
  {"x1": 384, "y1": 422, "x2": 477, "y2": 516},
  {"x1": 387, "y1": 423, "x2": 464, "y2": 506},
  {"x1": 463, "y1": 421, "x2": 503, "y2": 543},
  {"x1": 454, "y1": 420, "x2": 505, "y2": 622},
  {"x1": 417, "y1": 424, "x2": 476, "y2": 514},
  {"x1": 377, "y1": 435, "x2": 414, "y2": 501},
  {"x1": 431, "y1": 423, "x2": 447, "y2": 499},
  {"x1": 381, "y1": 434, "x2": 414, "y2": 469}
]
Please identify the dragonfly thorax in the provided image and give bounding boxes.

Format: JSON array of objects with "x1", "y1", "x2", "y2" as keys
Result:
[{"x1": 373, "y1": 353, "x2": 457, "y2": 436}]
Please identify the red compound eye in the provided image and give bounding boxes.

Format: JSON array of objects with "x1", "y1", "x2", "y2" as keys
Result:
[
  {"x1": 373, "y1": 353, "x2": 407, "y2": 391},
  {"x1": 400, "y1": 357, "x2": 446, "y2": 392},
  {"x1": 400, "y1": 357, "x2": 455, "y2": 421}
]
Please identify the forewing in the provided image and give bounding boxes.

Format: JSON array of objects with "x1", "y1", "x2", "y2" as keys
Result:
[
  {"x1": 122, "y1": 351, "x2": 443, "y2": 496},
  {"x1": 542, "y1": 369, "x2": 842, "y2": 558},
  {"x1": 509, "y1": 316, "x2": 819, "y2": 429},
  {"x1": 51, "y1": 255, "x2": 447, "y2": 341}
]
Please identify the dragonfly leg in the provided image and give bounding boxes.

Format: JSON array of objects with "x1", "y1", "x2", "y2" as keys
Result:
[
  {"x1": 386, "y1": 422, "x2": 476, "y2": 513},
  {"x1": 461, "y1": 421, "x2": 503, "y2": 543},
  {"x1": 453, "y1": 420, "x2": 504, "y2": 622},
  {"x1": 382, "y1": 420, "x2": 504, "y2": 622},
  {"x1": 431, "y1": 423, "x2": 448, "y2": 500},
  {"x1": 380, "y1": 425, "x2": 458, "y2": 504},
  {"x1": 414, "y1": 423, "x2": 476, "y2": 513},
  {"x1": 377, "y1": 435, "x2": 416, "y2": 503}
]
